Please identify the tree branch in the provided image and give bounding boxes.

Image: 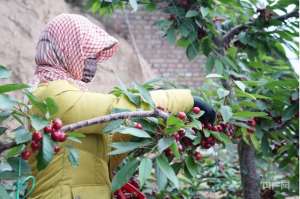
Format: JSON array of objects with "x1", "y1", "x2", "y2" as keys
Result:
[
  {"x1": 61, "y1": 108, "x2": 168, "y2": 132},
  {"x1": 222, "y1": 9, "x2": 299, "y2": 47},
  {"x1": 0, "y1": 109, "x2": 169, "y2": 154}
]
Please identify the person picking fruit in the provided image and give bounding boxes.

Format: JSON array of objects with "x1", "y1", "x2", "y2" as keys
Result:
[{"x1": 28, "y1": 14, "x2": 215, "y2": 199}]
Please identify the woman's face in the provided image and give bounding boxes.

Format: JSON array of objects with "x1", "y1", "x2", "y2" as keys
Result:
[{"x1": 81, "y1": 58, "x2": 97, "y2": 83}]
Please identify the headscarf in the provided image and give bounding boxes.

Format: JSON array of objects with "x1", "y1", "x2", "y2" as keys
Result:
[{"x1": 34, "y1": 14, "x2": 119, "y2": 89}]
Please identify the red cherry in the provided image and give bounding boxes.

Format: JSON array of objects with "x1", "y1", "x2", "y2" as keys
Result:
[
  {"x1": 134, "y1": 122, "x2": 143, "y2": 129},
  {"x1": 247, "y1": 128, "x2": 255, "y2": 134},
  {"x1": 58, "y1": 132, "x2": 67, "y2": 142},
  {"x1": 129, "y1": 179, "x2": 140, "y2": 189},
  {"x1": 51, "y1": 130, "x2": 62, "y2": 142},
  {"x1": 21, "y1": 150, "x2": 31, "y2": 160},
  {"x1": 165, "y1": 148, "x2": 173, "y2": 157},
  {"x1": 192, "y1": 107, "x2": 201, "y2": 114},
  {"x1": 194, "y1": 152, "x2": 202, "y2": 161},
  {"x1": 182, "y1": 137, "x2": 193, "y2": 147},
  {"x1": 203, "y1": 143, "x2": 211, "y2": 149},
  {"x1": 54, "y1": 145, "x2": 61, "y2": 153},
  {"x1": 216, "y1": 125, "x2": 223, "y2": 132},
  {"x1": 178, "y1": 128, "x2": 185, "y2": 137},
  {"x1": 206, "y1": 123, "x2": 213, "y2": 130},
  {"x1": 173, "y1": 133, "x2": 181, "y2": 141},
  {"x1": 31, "y1": 141, "x2": 40, "y2": 151},
  {"x1": 52, "y1": 118, "x2": 63, "y2": 130},
  {"x1": 207, "y1": 136, "x2": 215, "y2": 144},
  {"x1": 177, "y1": 112, "x2": 186, "y2": 120},
  {"x1": 201, "y1": 139, "x2": 211, "y2": 149},
  {"x1": 211, "y1": 126, "x2": 218, "y2": 131},
  {"x1": 44, "y1": 125, "x2": 53, "y2": 134},
  {"x1": 32, "y1": 131, "x2": 43, "y2": 142},
  {"x1": 169, "y1": 14, "x2": 176, "y2": 21},
  {"x1": 247, "y1": 119, "x2": 256, "y2": 127}
]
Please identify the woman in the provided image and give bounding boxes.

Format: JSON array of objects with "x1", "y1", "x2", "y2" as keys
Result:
[{"x1": 29, "y1": 14, "x2": 215, "y2": 199}]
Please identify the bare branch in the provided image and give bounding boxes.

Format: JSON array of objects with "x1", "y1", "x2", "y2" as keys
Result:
[
  {"x1": 61, "y1": 108, "x2": 168, "y2": 132},
  {"x1": 222, "y1": 9, "x2": 299, "y2": 47},
  {"x1": 0, "y1": 109, "x2": 169, "y2": 154}
]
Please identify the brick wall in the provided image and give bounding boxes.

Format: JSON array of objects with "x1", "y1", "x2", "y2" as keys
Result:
[{"x1": 101, "y1": 9, "x2": 205, "y2": 87}]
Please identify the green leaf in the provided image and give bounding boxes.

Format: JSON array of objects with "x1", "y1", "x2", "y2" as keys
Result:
[
  {"x1": 5, "y1": 145, "x2": 25, "y2": 159},
  {"x1": 0, "y1": 185, "x2": 10, "y2": 199},
  {"x1": 166, "y1": 28, "x2": 176, "y2": 45},
  {"x1": 215, "y1": 59, "x2": 224, "y2": 74},
  {"x1": 220, "y1": 105, "x2": 233, "y2": 122},
  {"x1": 7, "y1": 157, "x2": 31, "y2": 174},
  {"x1": 0, "y1": 65, "x2": 11, "y2": 79},
  {"x1": 217, "y1": 88, "x2": 230, "y2": 98},
  {"x1": 67, "y1": 136, "x2": 81, "y2": 143},
  {"x1": 185, "y1": 156, "x2": 198, "y2": 177},
  {"x1": 155, "y1": 161, "x2": 167, "y2": 191},
  {"x1": 156, "y1": 155, "x2": 179, "y2": 188},
  {"x1": 249, "y1": 133, "x2": 260, "y2": 151},
  {"x1": 0, "y1": 84, "x2": 29, "y2": 94},
  {"x1": 30, "y1": 115, "x2": 49, "y2": 131},
  {"x1": 25, "y1": 91, "x2": 47, "y2": 114},
  {"x1": 200, "y1": 7, "x2": 208, "y2": 17},
  {"x1": 234, "y1": 81, "x2": 246, "y2": 91},
  {"x1": 114, "y1": 127, "x2": 151, "y2": 138},
  {"x1": 157, "y1": 138, "x2": 173, "y2": 153},
  {"x1": 135, "y1": 84, "x2": 155, "y2": 108},
  {"x1": 138, "y1": 158, "x2": 152, "y2": 187},
  {"x1": 0, "y1": 111, "x2": 10, "y2": 123},
  {"x1": 37, "y1": 134, "x2": 53, "y2": 170},
  {"x1": 200, "y1": 36, "x2": 212, "y2": 56},
  {"x1": 210, "y1": 131, "x2": 232, "y2": 144},
  {"x1": 119, "y1": 83, "x2": 141, "y2": 106},
  {"x1": 68, "y1": 148, "x2": 79, "y2": 167},
  {"x1": 170, "y1": 141, "x2": 180, "y2": 158},
  {"x1": 45, "y1": 97, "x2": 58, "y2": 116},
  {"x1": 112, "y1": 158, "x2": 139, "y2": 192},
  {"x1": 176, "y1": 38, "x2": 190, "y2": 48},
  {"x1": 129, "y1": 0, "x2": 138, "y2": 11},
  {"x1": 110, "y1": 141, "x2": 149, "y2": 155},
  {"x1": 103, "y1": 120, "x2": 123, "y2": 133},
  {"x1": 205, "y1": 55, "x2": 215, "y2": 73},
  {"x1": 233, "y1": 111, "x2": 268, "y2": 119},
  {"x1": 14, "y1": 127, "x2": 32, "y2": 144},
  {"x1": 186, "y1": 43, "x2": 198, "y2": 60},
  {"x1": 0, "y1": 127, "x2": 7, "y2": 136},
  {"x1": 166, "y1": 115, "x2": 185, "y2": 133},
  {"x1": 0, "y1": 95, "x2": 17, "y2": 110},
  {"x1": 68, "y1": 131, "x2": 86, "y2": 138},
  {"x1": 185, "y1": 10, "x2": 198, "y2": 18}
]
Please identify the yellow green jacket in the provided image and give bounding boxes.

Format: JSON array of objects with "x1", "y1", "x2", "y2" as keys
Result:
[{"x1": 28, "y1": 80, "x2": 194, "y2": 199}]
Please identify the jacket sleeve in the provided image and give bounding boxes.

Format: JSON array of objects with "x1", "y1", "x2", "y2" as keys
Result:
[{"x1": 33, "y1": 80, "x2": 194, "y2": 134}]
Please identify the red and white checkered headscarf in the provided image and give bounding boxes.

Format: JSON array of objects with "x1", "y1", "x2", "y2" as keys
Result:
[{"x1": 34, "y1": 14, "x2": 118, "y2": 89}]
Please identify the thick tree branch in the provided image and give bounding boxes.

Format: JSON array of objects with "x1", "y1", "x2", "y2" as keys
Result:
[
  {"x1": 222, "y1": 9, "x2": 299, "y2": 47},
  {"x1": 0, "y1": 109, "x2": 169, "y2": 154}
]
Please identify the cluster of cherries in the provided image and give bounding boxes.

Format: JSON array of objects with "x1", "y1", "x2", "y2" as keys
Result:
[
  {"x1": 167, "y1": 107, "x2": 239, "y2": 161},
  {"x1": 168, "y1": 107, "x2": 207, "y2": 161},
  {"x1": 21, "y1": 118, "x2": 66, "y2": 160}
]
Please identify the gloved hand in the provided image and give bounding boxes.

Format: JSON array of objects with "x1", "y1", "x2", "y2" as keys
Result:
[{"x1": 193, "y1": 96, "x2": 216, "y2": 124}]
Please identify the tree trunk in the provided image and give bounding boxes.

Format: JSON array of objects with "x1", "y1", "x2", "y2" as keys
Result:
[{"x1": 238, "y1": 141, "x2": 261, "y2": 199}]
